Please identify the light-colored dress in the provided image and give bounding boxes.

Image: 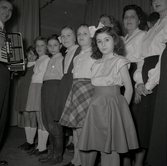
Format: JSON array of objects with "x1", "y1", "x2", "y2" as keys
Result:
[
  {"x1": 25, "y1": 55, "x2": 50, "y2": 112},
  {"x1": 77, "y1": 53, "x2": 139, "y2": 153}
]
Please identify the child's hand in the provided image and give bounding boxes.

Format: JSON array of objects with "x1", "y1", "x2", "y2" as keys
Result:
[
  {"x1": 137, "y1": 83, "x2": 147, "y2": 96},
  {"x1": 133, "y1": 88, "x2": 141, "y2": 104}
]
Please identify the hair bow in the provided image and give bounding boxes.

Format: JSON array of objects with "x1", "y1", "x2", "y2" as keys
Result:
[
  {"x1": 58, "y1": 36, "x2": 62, "y2": 43},
  {"x1": 89, "y1": 22, "x2": 104, "y2": 38}
]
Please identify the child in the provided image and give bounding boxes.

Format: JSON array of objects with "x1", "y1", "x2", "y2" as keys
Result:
[
  {"x1": 59, "y1": 24, "x2": 96, "y2": 166},
  {"x1": 16, "y1": 46, "x2": 38, "y2": 151},
  {"x1": 77, "y1": 27, "x2": 139, "y2": 166},
  {"x1": 54, "y1": 26, "x2": 81, "y2": 155},
  {"x1": 25, "y1": 36, "x2": 50, "y2": 156},
  {"x1": 38, "y1": 34, "x2": 64, "y2": 164}
]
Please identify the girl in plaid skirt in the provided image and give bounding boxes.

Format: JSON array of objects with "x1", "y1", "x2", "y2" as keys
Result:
[{"x1": 59, "y1": 24, "x2": 96, "y2": 166}]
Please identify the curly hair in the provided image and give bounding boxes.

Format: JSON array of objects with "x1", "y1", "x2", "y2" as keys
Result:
[
  {"x1": 99, "y1": 14, "x2": 121, "y2": 35},
  {"x1": 91, "y1": 27, "x2": 125, "y2": 60},
  {"x1": 25, "y1": 46, "x2": 38, "y2": 59},
  {"x1": 26, "y1": 46, "x2": 35, "y2": 54},
  {"x1": 122, "y1": 4, "x2": 147, "y2": 30}
]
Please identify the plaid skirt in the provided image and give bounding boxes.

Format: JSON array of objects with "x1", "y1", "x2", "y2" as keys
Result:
[{"x1": 59, "y1": 78, "x2": 94, "y2": 128}]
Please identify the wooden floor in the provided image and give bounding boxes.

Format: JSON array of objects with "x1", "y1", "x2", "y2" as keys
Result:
[{"x1": 0, "y1": 126, "x2": 73, "y2": 166}]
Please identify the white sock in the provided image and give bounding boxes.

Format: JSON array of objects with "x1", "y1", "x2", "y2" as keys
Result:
[
  {"x1": 25, "y1": 126, "x2": 31, "y2": 143},
  {"x1": 38, "y1": 130, "x2": 49, "y2": 152},
  {"x1": 36, "y1": 129, "x2": 42, "y2": 149},
  {"x1": 28, "y1": 127, "x2": 37, "y2": 144}
]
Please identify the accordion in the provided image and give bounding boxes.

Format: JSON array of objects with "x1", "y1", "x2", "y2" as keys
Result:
[{"x1": 0, "y1": 31, "x2": 25, "y2": 72}]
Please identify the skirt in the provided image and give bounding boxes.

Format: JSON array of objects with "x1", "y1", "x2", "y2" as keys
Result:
[
  {"x1": 25, "y1": 83, "x2": 42, "y2": 112},
  {"x1": 147, "y1": 47, "x2": 167, "y2": 165},
  {"x1": 77, "y1": 86, "x2": 139, "y2": 153},
  {"x1": 137, "y1": 55, "x2": 159, "y2": 149},
  {"x1": 59, "y1": 78, "x2": 94, "y2": 128},
  {"x1": 15, "y1": 66, "x2": 33, "y2": 112}
]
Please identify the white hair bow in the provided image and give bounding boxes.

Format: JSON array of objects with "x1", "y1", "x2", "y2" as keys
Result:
[
  {"x1": 58, "y1": 36, "x2": 62, "y2": 43},
  {"x1": 89, "y1": 22, "x2": 104, "y2": 38}
]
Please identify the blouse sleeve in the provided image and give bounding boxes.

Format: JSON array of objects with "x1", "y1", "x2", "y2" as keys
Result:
[
  {"x1": 133, "y1": 59, "x2": 144, "y2": 86},
  {"x1": 145, "y1": 24, "x2": 167, "y2": 90},
  {"x1": 133, "y1": 32, "x2": 146, "y2": 61},
  {"x1": 117, "y1": 57, "x2": 130, "y2": 72}
]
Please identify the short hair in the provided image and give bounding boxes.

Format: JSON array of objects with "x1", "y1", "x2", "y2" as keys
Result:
[
  {"x1": 147, "y1": 12, "x2": 160, "y2": 24},
  {"x1": 77, "y1": 24, "x2": 90, "y2": 30},
  {"x1": 47, "y1": 34, "x2": 60, "y2": 44},
  {"x1": 91, "y1": 26, "x2": 125, "y2": 59},
  {"x1": 61, "y1": 25, "x2": 76, "y2": 37},
  {"x1": 26, "y1": 46, "x2": 35, "y2": 54},
  {"x1": 25, "y1": 45, "x2": 38, "y2": 59},
  {"x1": 122, "y1": 4, "x2": 147, "y2": 30},
  {"x1": 34, "y1": 36, "x2": 47, "y2": 46}
]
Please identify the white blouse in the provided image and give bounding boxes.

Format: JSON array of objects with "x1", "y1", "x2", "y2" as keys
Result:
[
  {"x1": 124, "y1": 28, "x2": 146, "y2": 63},
  {"x1": 91, "y1": 53, "x2": 130, "y2": 86},
  {"x1": 31, "y1": 55, "x2": 50, "y2": 83},
  {"x1": 133, "y1": 17, "x2": 167, "y2": 90},
  {"x1": 43, "y1": 53, "x2": 63, "y2": 81},
  {"x1": 73, "y1": 47, "x2": 95, "y2": 79}
]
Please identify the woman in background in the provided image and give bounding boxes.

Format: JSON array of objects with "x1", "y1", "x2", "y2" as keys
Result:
[
  {"x1": 133, "y1": 0, "x2": 167, "y2": 165},
  {"x1": 122, "y1": 4, "x2": 146, "y2": 135},
  {"x1": 99, "y1": 14, "x2": 121, "y2": 35}
]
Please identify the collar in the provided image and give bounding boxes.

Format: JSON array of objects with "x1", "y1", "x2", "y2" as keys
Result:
[
  {"x1": 80, "y1": 46, "x2": 92, "y2": 54},
  {"x1": 66, "y1": 45, "x2": 78, "y2": 53},
  {"x1": 27, "y1": 61, "x2": 36, "y2": 67},
  {"x1": 51, "y1": 52, "x2": 62, "y2": 59},
  {"x1": 125, "y1": 28, "x2": 140, "y2": 41},
  {"x1": 102, "y1": 52, "x2": 116, "y2": 61}
]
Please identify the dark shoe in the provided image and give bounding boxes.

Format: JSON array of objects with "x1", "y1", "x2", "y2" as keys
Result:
[
  {"x1": 43, "y1": 155, "x2": 63, "y2": 165},
  {"x1": 0, "y1": 161, "x2": 8, "y2": 165},
  {"x1": 18, "y1": 142, "x2": 29, "y2": 149},
  {"x1": 28, "y1": 148, "x2": 39, "y2": 156},
  {"x1": 21, "y1": 143, "x2": 35, "y2": 151},
  {"x1": 64, "y1": 162, "x2": 74, "y2": 166},
  {"x1": 66, "y1": 143, "x2": 74, "y2": 153},
  {"x1": 38, "y1": 152, "x2": 52, "y2": 162},
  {"x1": 35, "y1": 149, "x2": 48, "y2": 156}
]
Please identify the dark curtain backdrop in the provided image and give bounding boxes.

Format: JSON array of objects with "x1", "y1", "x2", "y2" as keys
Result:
[
  {"x1": 7, "y1": 0, "x2": 40, "y2": 48},
  {"x1": 8, "y1": 0, "x2": 40, "y2": 127},
  {"x1": 84, "y1": 0, "x2": 153, "y2": 35}
]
